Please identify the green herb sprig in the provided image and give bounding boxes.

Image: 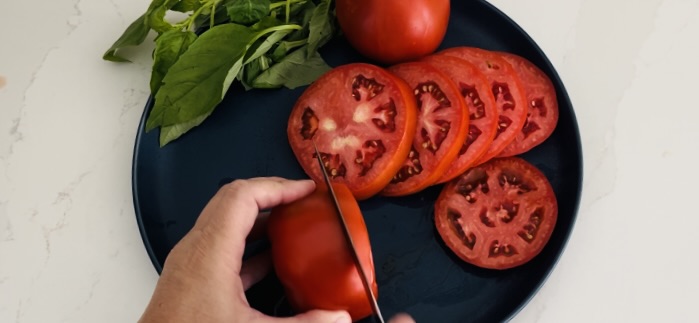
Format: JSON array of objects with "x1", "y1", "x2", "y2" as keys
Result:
[{"x1": 104, "y1": 0, "x2": 337, "y2": 146}]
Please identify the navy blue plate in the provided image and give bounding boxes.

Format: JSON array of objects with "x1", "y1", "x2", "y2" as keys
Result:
[{"x1": 132, "y1": 1, "x2": 583, "y2": 322}]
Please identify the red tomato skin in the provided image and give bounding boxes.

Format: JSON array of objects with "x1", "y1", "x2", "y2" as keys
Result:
[
  {"x1": 268, "y1": 182, "x2": 377, "y2": 321},
  {"x1": 287, "y1": 63, "x2": 417, "y2": 200},
  {"x1": 382, "y1": 62, "x2": 470, "y2": 196},
  {"x1": 439, "y1": 47, "x2": 529, "y2": 165},
  {"x1": 336, "y1": 0, "x2": 450, "y2": 64},
  {"x1": 434, "y1": 157, "x2": 558, "y2": 270},
  {"x1": 421, "y1": 54, "x2": 499, "y2": 183},
  {"x1": 495, "y1": 52, "x2": 559, "y2": 157}
]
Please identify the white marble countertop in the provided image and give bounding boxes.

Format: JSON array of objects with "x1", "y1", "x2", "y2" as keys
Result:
[{"x1": 2, "y1": 0, "x2": 698, "y2": 322}]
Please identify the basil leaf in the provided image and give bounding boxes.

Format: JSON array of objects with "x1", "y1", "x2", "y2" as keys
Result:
[
  {"x1": 270, "y1": 0, "x2": 309, "y2": 19},
  {"x1": 269, "y1": 39, "x2": 305, "y2": 62},
  {"x1": 298, "y1": 1, "x2": 317, "y2": 25},
  {"x1": 226, "y1": 0, "x2": 271, "y2": 25},
  {"x1": 145, "y1": 0, "x2": 179, "y2": 33},
  {"x1": 194, "y1": 5, "x2": 230, "y2": 29},
  {"x1": 159, "y1": 112, "x2": 211, "y2": 147},
  {"x1": 223, "y1": 57, "x2": 245, "y2": 96},
  {"x1": 284, "y1": 1, "x2": 315, "y2": 42},
  {"x1": 150, "y1": 30, "x2": 197, "y2": 93},
  {"x1": 306, "y1": 0, "x2": 332, "y2": 56},
  {"x1": 251, "y1": 45, "x2": 331, "y2": 89},
  {"x1": 171, "y1": 0, "x2": 201, "y2": 12},
  {"x1": 251, "y1": 16, "x2": 284, "y2": 31},
  {"x1": 244, "y1": 29, "x2": 293, "y2": 64},
  {"x1": 227, "y1": 21, "x2": 299, "y2": 94},
  {"x1": 244, "y1": 55, "x2": 271, "y2": 86},
  {"x1": 146, "y1": 23, "x2": 256, "y2": 131},
  {"x1": 288, "y1": 0, "x2": 310, "y2": 18},
  {"x1": 102, "y1": 14, "x2": 150, "y2": 62}
]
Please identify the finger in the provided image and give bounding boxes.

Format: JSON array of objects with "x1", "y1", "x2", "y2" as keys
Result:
[
  {"x1": 240, "y1": 251, "x2": 272, "y2": 290},
  {"x1": 195, "y1": 178, "x2": 314, "y2": 235},
  {"x1": 197, "y1": 178, "x2": 313, "y2": 222},
  {"x1": 246, "y1": 211, "x2": 271, "y2": 242},
  {"x1": 242, "y1": 177, "x2": 316, "y2": 209},
  {"x1": 218, "y1": 178, "x2": 315, "y2": 238},
  {"x1": 193, "y1": 178, "x2": 315, "y2": 269},
  {"x1": 388, "y1": 313, "x2": 416, "y2": 323},
  {"x1": 260, "y1": 310, "x2": 351, "y2": 323}
]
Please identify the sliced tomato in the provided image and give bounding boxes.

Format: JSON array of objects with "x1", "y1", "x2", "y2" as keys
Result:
[
  {"x1": 381, "y1": 62, "x2": 469, "y2": 196},
  {"x1": 422, "y1": 55, "x2": 498, "y2": 183},
  {"x1": 434, "y1": 157, "x2": 558, "y2": 270},
  {"x1": 287, "y1": 63, "x2": 417, "y2": 200},
  {"x1": 439, "y1": 47, "x2": 528, "y2": 165},
  {"x1": 496, "y1": 52, "x2": 559, "y2": 157}
]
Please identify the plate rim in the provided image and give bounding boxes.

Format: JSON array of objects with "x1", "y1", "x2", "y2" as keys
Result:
[
  {"x1": 473, "y1": 1, "x2": 584, "y2": 320},
  {"x1": 132, "y1": 95, "x2": 165, "y2": 274},
  {"x1": 130, "y1": 0, "x2": 584, "y2": 320}
]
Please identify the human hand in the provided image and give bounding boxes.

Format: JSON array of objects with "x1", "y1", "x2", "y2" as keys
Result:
[{"x1": 139, "y1": 177, "x2": 414, "y2": 323}]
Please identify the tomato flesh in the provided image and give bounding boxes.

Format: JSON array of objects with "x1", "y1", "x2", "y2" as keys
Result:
[
  {"x1": 496, "y1": 52, "x2": 559, "y2": 157},
  {"x1": 335, "y1": 0, "x2": 450, "y2": 64},
  {"x1": 434, "y1": 157, "x2": 558, "y2": 269},
  {"x1": 439, "y1": 47, "x2": 528, "y2": 165},
  {"x1": 268, "y1": 182, "x2": 377, "y2": 321},
  {"x1": 382, "y1": 62, "x2": 469, "y2": 196},
  {"x1": 287, "y1": 63, "x2": 417, "y2": 200},
  {"x1": 422, "y1": 55, "x2": 499, "y2": 183}
]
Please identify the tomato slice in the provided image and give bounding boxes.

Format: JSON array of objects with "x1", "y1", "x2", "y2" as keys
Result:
[
  {"x1": 268, "y1": 181, "x2": 377, "y2": 321},
  {"x1": 434, "y1": 157, "x2": 558, "y2": 270},
  {"x1": 382, "y1": 62, "x2": 469, "y2": 196},
  {"x1": 495, "y1": 52, "x2": 559, "y2": 157},
  {"x1": 439, "y1": 47, "x2": 528, "y2": 165},
  {"x1": 287, "y1": 63, "x2": 417, "y2": 200},
  {"x1": 422, "y1": 55, "x2": 498, "y2": 183}
]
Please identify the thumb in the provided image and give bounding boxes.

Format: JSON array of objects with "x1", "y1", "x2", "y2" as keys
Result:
[
  {"x1": 388, "y1": 313, "x2": 416, "y2": 323},
  {"x1": 281, "y1": 310, "x2": 352, "y2": 323}
]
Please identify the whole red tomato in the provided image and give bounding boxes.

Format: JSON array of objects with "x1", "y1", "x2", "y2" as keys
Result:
[
  {"x1": 336, "y1": 0, "x2": 450, "y2": 64},
  {"x1": 268, "y1": 181, "x2": 377, "y2": 321}
]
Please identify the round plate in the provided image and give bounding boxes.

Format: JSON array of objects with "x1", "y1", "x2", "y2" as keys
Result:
[{"x1": 132, "y1": 1, "x2": 583, "y2": 322}]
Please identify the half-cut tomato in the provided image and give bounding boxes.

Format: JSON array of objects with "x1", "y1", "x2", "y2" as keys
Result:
[{"x1": 269, "y1": 181, "x2": 377, "y2": 321}]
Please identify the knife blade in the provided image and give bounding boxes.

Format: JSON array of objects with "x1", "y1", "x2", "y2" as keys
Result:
[{"x1": 312, "y1": 141, "x2": 385, "y2": 323}]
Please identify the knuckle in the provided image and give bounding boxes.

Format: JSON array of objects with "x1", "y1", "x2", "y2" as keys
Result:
[{"x1": 222, "y1": 179, "x2": 248, "y2": 194}]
